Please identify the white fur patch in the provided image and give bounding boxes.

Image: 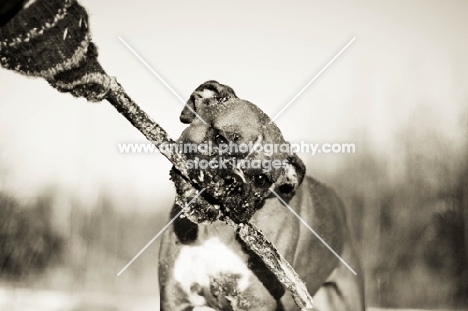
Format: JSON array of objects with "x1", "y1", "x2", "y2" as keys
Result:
[
  {"x1": 197, "y1": 89, "x2": 216, "y2": 100},
  {"x1": 173, "y1": 237, "x2": 252, "y2": 306}
]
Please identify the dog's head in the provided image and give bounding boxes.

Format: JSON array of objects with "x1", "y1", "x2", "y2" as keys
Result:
[{"x1": 172, "y1": 81, "x2": 305, "y2": 223}]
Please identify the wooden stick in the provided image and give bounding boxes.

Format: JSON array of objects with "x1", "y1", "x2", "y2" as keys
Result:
[
  {"x1": 106, "y1": 80, "x2": 314, "y2": 310},
  {"x1": 228, "y1": 219, "x2": 314, "y2": 310},
  {"x1": 106, "y1": 80, "x2": 188, "y2": 177}
]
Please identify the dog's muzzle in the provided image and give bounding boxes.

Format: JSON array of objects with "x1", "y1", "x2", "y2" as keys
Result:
[{"x1": 170, "y1": 153, "x2": 271, "y2": 224}]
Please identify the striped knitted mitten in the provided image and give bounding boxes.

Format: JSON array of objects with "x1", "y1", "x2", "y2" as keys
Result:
[{"x1": 0, "y1": 0, "x2": 113, "y2": 102}]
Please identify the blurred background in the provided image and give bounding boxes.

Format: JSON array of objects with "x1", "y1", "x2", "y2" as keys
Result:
[{"x1": 0, "y1": 0, "x2": 467, "y2": 310}]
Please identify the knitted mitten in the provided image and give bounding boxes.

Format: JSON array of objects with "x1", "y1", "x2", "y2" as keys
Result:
[{"x1": 0, "y1": 0, "x2": 112, "y2": 101}]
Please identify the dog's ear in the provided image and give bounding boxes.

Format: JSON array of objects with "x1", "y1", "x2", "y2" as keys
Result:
[
  {"x1": 180, "y1": 80, "x2": 237, "y2": 124},
  {"x1": 274, "y1": 154, "x2": 306, "y2": 201}
]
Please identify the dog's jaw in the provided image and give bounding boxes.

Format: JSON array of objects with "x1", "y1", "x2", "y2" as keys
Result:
[{"x1": 170, "y1": 163, "x2": 270, "y2": 224}]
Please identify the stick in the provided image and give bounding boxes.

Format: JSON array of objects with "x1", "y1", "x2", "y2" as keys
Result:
[
  {"x1": 228, "y1": 219, "x2": 314, "y2": 310},
  {"x1": 106, "y1": 79, "x2": 188, "y2": 178}
]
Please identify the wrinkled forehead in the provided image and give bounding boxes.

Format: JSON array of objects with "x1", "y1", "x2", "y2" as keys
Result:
[{"x1": 211, "y1": 99, "x2": 285, "y2": 144}]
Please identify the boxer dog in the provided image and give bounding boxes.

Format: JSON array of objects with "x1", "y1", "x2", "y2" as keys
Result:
[{"x1": 159, "y1": 81, "x2": 365, "y2": 311}]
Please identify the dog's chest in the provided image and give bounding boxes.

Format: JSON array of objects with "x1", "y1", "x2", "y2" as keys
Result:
[{"x1": 172, "y1": 224, "x2": 254, "y2": 309}]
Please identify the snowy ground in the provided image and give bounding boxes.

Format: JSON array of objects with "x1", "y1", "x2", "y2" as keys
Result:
[{"x1": 0, "y1": 288, "x2": 159, "y2": 311}]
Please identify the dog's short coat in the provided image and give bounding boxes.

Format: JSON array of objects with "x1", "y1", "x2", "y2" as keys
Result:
[{"x1": 159, "y1": 81, "x2": 365, "y2": 311}]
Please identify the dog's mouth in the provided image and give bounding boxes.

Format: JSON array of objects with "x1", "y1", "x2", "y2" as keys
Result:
[{"x1": 170, "y1": 165, "x2": 268, "y2": 224}]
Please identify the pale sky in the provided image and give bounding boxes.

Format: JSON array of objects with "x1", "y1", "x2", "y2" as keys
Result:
[{"x1": 0, "y1": 0, "x2": 467, "y2": 211}]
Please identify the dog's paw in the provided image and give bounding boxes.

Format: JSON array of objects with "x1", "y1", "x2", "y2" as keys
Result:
[{"x1": 193, "y1": 307, "x2": 217, "y2": 311}]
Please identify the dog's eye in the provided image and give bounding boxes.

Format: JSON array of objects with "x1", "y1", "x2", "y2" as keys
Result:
[
  {"x1": 215, "y1": 134, "x2": 228, "y2": 145},
  {"x1": 253, "y1": 174, "x2": 269, "y2": 186}
]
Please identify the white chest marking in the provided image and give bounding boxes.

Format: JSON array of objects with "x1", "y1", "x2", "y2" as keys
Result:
[{"x1": 173, "y1": 237, "x2": 252, "y2": 305}]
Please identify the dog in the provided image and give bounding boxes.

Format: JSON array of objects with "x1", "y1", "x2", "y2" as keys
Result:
[{"x1": 159, "y1": 81, "x2": 365, "y2": 311}]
